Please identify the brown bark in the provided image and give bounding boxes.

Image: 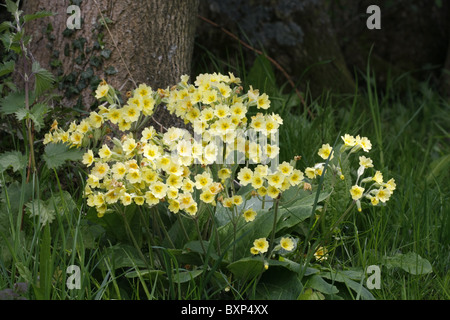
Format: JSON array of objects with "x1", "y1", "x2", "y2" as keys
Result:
[{"x1": 22, "y1": 0, "x2": 199, "y2": 128}]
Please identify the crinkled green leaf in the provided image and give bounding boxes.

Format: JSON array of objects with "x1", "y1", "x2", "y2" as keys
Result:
[
  {"x1": 43, "y1": 142, "x2": 83, "y2": 169},
  {"x1": 32, "y1": 61, "x2": 55, "y2": 96},
  {"x1": 23, "y1": 11, "x2": 54, "y2": 23},
  {"x1": 0, "y1": 60, "x2": 15, "y2": 77},
  {"x1": 0, "y1": 151, "x2": 27, "y2": 173}
]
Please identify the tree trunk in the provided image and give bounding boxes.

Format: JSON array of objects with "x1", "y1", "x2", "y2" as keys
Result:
[{"x1": 22, "y1": 0, "x2": 199, "y2": 128}]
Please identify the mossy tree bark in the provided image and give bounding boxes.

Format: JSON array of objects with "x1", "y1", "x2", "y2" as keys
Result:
[{"x1": 22, "y1": 0, "x2": 199, "y2": 128}]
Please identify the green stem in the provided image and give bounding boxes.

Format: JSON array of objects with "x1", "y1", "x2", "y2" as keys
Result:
[{"x1": 267, "y1": 196, "x2": 280, "y2": 258}]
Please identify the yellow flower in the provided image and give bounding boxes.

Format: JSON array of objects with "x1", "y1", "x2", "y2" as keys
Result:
[
  {"x1": 121, "y1": 192, "x2": 133, "y2": 206},
  {"x1": 92, "y1": 162, "x2": 109, "y2": 180},
  {"x1": 318, "y1": 143, "x2": 334, "y2": 160},
  {"x1": 122, "y1": 138, "x2": 137, "y2": 156},
  {"x1": 231, "y1": 195, "x2": 243, "y2": 206},
  {"x1": 267, "y1": 171, "x2": 284, "y2": 189},
  {"x1": 142, "y1": 144, "x2": 160, "y2": 161},
  {"x1": 168, "y1": 199, "x2": 180, "y2": 213},
  {"x1": 145, "y1": 191, "x2": 159, "y2": 206},
  {"x1": 256, "y1": 93, "x2": 270, "y2": 110},
  {"x1": 372, "y1": 171, "x2": 384, "y2": 184},
  {"x1": 374, "y1": 187, "x2": 391, "y2": 203},
  {"x1": 200, "y1": 190, "x2": 215, "y2": 204},
  {"x1": 185, "y1": 202, "x2": 198, "y2": 216},
  {"x1": 252, "y1": 238, "x2": 269, "y2": 254},
  {"x1": 278, "y1": 161, "x2": 294, "y2": 176},
  {"x1": 288, "y1": 169, "x2": 304, "y2": 186},
  {"x1": 126, "y1": 168, "x2": 141, "y2": 184},
  {"x1": 195, "y1": 172, "x2": 213, "y2": 189},
  {"x1": 82, "y1": 150, "x2": 94, "y2": 167},
  {"x1": 150, "y1": 181, "x2": 168, "y2": 199},
  {"x1": 141, "y1": 126, "x2": 156, "y2": 141},
  {"x1": 341, "y1": 134, "x2": 356, "y2": 147},
  {"x1": 218, "y1": 168, "x2": 232, "y2": 181},
  {"x1": 89, "y1": 112, "x2": 103, "y2": 129},
  {"x1": 134, "y1": 196, "x2": 145, "y2": 206},
  {"x1": 95, "y1": 84, "x2": 109, "y2": 99},
  {"x1": 359, "y1": 156, "x2": 374, "y2": 168},
  {"x1": 384, "y1": 178, "x2": 396, "y2": 192},
  {"x1": 257, "y1": 186, "x2": 267, "y2": 197},
  {"x1": 267, "y1": 185, "x2": 280, "y2": 199},
  {"x1": 70, "y1": 131, "x2": 83, "y2": 146},
  {"x1": 98, "y1": 144, "x2": 112, "y2": 160},
  {"x1": 350, "y1": 185, "x2": 365, "y2": 201},
  {"x1": 122, "y1": 104, "x2": 140, "y2": 123},
  {"x1": 251, "y1": 173, "x2": 264, "y2": 189},
  {"x1": 280, "y1": 237, "x2": 295, "y2": 251},
  {"x1": 314, "y1": 246, "x2": 328, "y2": 261},
  {"x1": 237, "y1": 167, "x2": 253, "y2": 186},
  {"x1": 243, "y1": 208, "x2": 257, "y2": 222},
  {"x1": 166, "y1": 174, "x2": 183, "y2": 189}
]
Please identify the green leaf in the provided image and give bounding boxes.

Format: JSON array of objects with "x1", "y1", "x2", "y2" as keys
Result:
[
  {"x1": 298, "y1": 288, "x2": 325, "y2": 300},
  {"x1": 306, "y1": 275, "x2": 339, "y2": 295},
  {"x1": 382, "y1": 252, "x2": 433, "y2": 275},
  {"x1": 0, "y1": 60, "x2": 15, "y2": 77},
  {"x1": 32, "y1": 61, "x2": 55, "y2": 96},
  {"x1": 30, "y1": 103, "x2": 49, "y2": 132},
  {"x1": 99, "y1": 244, "x2": 147, "y2": 270},
  {"x1": 256, "y1": 268, "x2": 303, "y2": 300},
  {"x1": 227, "y1": 257, "x2": 265, "y2": 282},
  {"x1": 23, "y1": 11, "x2": 55, "y2": 23},
  {"x1": 172, "y1": 270, "x2": 204, "y2": 284},
  {"x1": 25, "y1": 199, "x2": 55, "y2": 226},
  {"x1": 0, "y1": 151, "x2": 27, "y2": 173},
  {"x1": 0, "y1": 91, "x2": 26, "y2": 115},
  {"x1": 320, "y1": 269, "x2": 375, "y2": 300},
  {"x1": 4, "y1": 0, "x2": 19, "y2": 14},
  {"x1": 43, "y1": 142, "x2": 83, "y2": 169}
]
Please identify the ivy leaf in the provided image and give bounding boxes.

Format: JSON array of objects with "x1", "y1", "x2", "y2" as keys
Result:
[
  {"x1": 43, "y1": 142, "x2": 83, "y2": 170},
  {"x1": 32, "y1": 61, "x2": 55, "y2": 97}
]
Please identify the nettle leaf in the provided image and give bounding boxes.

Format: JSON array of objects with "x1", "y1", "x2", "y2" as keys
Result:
[
  {"x1": 0, "y1": 151, "x2": 27, "y2": 173},
  {"x1": 0, "y1": 91, "x2": 26, "y2": 115},
  {"x1": 0, "y1": 60, "x2": 15, "y2": 77},
  {"x1": 30, "y1": 103, "x2": 49, "y2": 132},
  {"x1": 25, "y1": 199, "x2": 55, "y2": 226},
  {"x1": 43, "y1": 142, "x2": 83, "y2": 170},
  {"x1": 23, "y1": 11, "x2": 55, "y2": 23},
  {"x1": 32, "y1": 61, "x2": 55, "y2": 96}
]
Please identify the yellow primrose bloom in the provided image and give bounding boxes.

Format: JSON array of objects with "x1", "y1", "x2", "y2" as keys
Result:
[
  {"x1": 243, "y1": 208, "x2": 257, "y2": 222},
  {"x1": 122, "y1": 104, "x2": 140, "y2": 123},
  {"x1": 107, "y1": 108, "x2": 122, "y2": 124},
  {"x1": 231, "y1": 195, "x2": 243, "y2": 206},
  {"x1": 267, "y1": 171, "x2": 284, "y2": 189},
  {"x1": 200, "y1": 190, "x2": 215, "y2": 204},
  {"x1": 359, "y1": 155, "x2": 374, "y2": 168},
  {"x1": 89, "y1": 112, "x2": 103, "y2": 129},
  {"x1": 218, "y1": 168, "x2": 232, "y2": 181},
  {"x1": 372, "y1": 170, "x2": 384, "y2": 184},
  {"x1": 166, "y1": 174, "x2": 183, "y2": 189},
  {"x1": 141, "y1": 126, "x2": 156, "y2": 141},
  {"x1": 77, "y1": 120, "x2": 90, "y2": 134},
  {"x1": 251, "y1": 173, "x2": 264, "y2": 189},
  {"x1": 257, "y1": 186, "x2": 267, "y2": 197},
  {"x1": 256, "y1": 93, "x2": 270, "y2": 110},
  {"x1": 95, "y1": 84, "x2": 109, "y2": 99},
  {"x1": 185, "y1": 202, "x2": 198, "y2": 216},
  {"x1": 252, "y1": 238, "x2": 269, "y2": 254},
  {"x1": 288, "y1": 169, "x2": 304, "y2": 186},
  {"x1": 122, "y1": 138, "x2": 137, "y2": 156},
  {"x1": 168, "y1": 199, "x2": 181, "y2": 213},
  {"x1": 318, "y1": 143, "x2": 334, "y2": 160},
  {"x1": 134, "y1": 196, "x2": 145, "y2": 206},
  {"x1": 126, "y1": 168, "x2": 141, "y2": 184},
  {"x1": 166, "y1": 188, "x2": 179, "y2": 199},
  {"x1": 314, "y1": 246, "x2": 328, "y2": 261},
  {"x1": 121, "y1": 192, "x2": 133, "y2": 206},
  {"x1": 70, "y1": 131, "x2": 83, "y2": 146},
  {"x1": 136, "y1": 83, "x2": 152, "y2": 98},
  {"x1": 145, "y1": 191, "x2": 159, "y2": 206},
  {"x1": 384, "y1": 178, "x2": 396, "y2": 192},
  {"x1": 150, "y1": 181, "x2": 168, "y2": 199},
  {"x1": 374, "y1": 187, "x2": 391, "y2": 203},
  {"x1": 237, "y1": 167, "x2": 253, "y2": 186},
  {"x1": 341, "y1": 134, "x2": 356, "y2": 147},
  {"x1": 92, "y1": 162, "x2": 109, "y2": 180},
  {"x1": 230, "y1": 102, "x2": 246, "y2": 119},
  {"x1": 98, "y1": 144, "x2": 112, "y2": 159},
  {"x1": 350, "y1": 185, "x2": 365, "y2": 201},
  {"x1": 280, "y1": 237, "x2": 295, "y2": 251},
  {"x1": 267, "y1": 185, "x2": 280, "y2": 199},
  {"x1": 278, "y1": 161, "x2": 294, "y2": 176},
  {"x1": 195, "y1": 172, "x2": 213, "y2": 189},
  {"x1": 143, "y1": 144, "x2": 160, "y2": 161},
  {"x1": 82, "y1": 150, "x2": 94, "y2": 167}
]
